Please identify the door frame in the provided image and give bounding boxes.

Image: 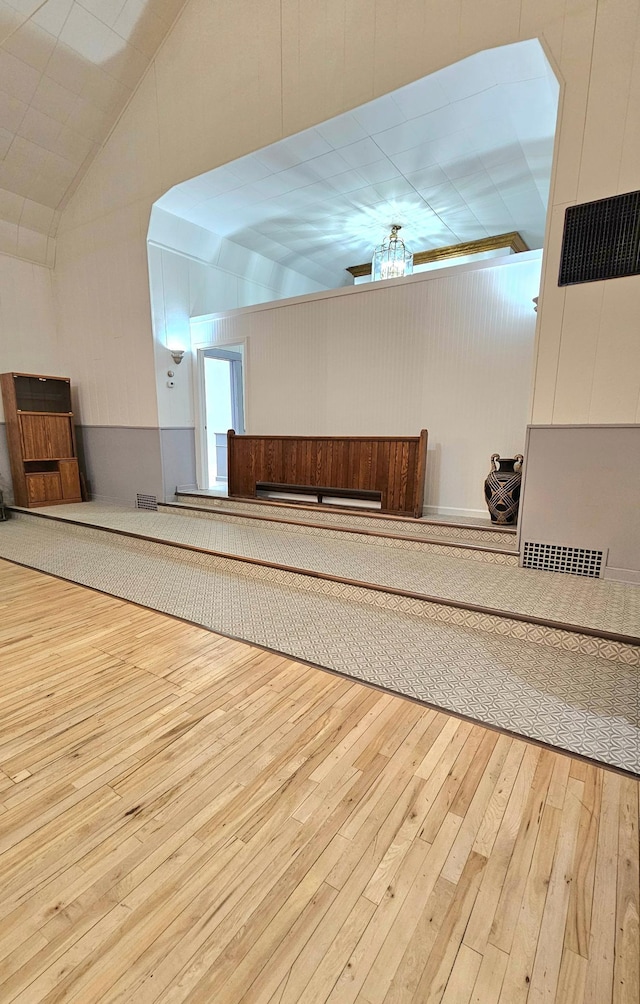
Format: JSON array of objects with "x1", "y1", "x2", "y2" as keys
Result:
[{"x1": 195, "y1": 340, "x2": 247, "y2": 490}]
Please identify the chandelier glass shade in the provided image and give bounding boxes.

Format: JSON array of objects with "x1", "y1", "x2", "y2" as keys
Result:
[{"x1": 371, "y1": 225, "x2": 413, "y2": 281}]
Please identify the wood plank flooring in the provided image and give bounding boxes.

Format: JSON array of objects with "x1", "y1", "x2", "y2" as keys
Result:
[{"x1": 0, "y1": 557, "x2": 637, "y2": 1004}]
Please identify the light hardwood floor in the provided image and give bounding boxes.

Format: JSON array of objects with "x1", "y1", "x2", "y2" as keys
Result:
[{"x1": 0, "y1": 557, "x2": 637, "y2": 1004}]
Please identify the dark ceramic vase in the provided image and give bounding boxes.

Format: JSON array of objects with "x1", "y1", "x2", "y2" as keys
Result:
[{"x1": 484, "y1": 453, "x2": 523, "y2": 525}]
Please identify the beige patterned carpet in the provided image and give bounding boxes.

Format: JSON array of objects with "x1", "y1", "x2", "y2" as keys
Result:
[
  {"x1": 174, "y1": 493, "x2": 519, "y2": 546},
  {"x1": 17, "y1": 502, "x2": 640, "y2": 639},
  {"x1": 0, "y1": 507, "x2": 637, "y2": 774}
]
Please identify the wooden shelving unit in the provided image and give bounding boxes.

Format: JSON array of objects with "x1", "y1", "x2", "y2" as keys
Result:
[{"x1": 0, "y1": 372, "x2": 82, "y2": 508}]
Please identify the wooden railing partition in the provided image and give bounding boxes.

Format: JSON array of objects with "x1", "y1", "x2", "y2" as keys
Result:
[{"x1": 227, "y1": 430, "x2": 428, "y2": 518}]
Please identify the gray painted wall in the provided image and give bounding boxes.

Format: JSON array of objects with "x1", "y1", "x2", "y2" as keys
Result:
[
  {"x1": 519, "y1": 425, "x2": 640, "y2": 582},
  {"x1": 1, "y1": 423, "x2": 193, "y2": 508},
  {"x1": 160, "y1": 427, "x2": 197, "y2": 500},
  {"x1": 77, "y1": 426, "x2": 164, "y2": 506}
]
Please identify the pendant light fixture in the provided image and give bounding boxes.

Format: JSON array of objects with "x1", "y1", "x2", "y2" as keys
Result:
[{"x1": 371, "y1": 224, "x2": 413, "y2": 281}]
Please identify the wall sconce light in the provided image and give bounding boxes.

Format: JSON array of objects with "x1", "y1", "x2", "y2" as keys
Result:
[{"x1": 169, "y1": 348, "x2": 185, "y2": 365}]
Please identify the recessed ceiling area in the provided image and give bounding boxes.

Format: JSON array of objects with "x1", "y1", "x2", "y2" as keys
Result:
[
  {"x1": 0, "y1": 0, "x2": 188, "y2": 264},
  {"x1": 156, "y1": 38, "x2": 559, "y2": 289}
]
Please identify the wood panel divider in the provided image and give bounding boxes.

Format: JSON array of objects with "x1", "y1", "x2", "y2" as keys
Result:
[{"x1": 227, "y1": 429, "x2": 428, "y2": 518}]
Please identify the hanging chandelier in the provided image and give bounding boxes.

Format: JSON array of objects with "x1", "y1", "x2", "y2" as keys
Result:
[{"x1": 371, "y1": 224, "x2": 413, "y2": 281}]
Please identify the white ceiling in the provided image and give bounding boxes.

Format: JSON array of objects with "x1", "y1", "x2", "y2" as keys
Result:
[
  {"x1": 158, "y1": 39, "x2": 559, "y2": 288},
  {"x1": 0, "y1": 0, "x2": 187, "y2": 264}
]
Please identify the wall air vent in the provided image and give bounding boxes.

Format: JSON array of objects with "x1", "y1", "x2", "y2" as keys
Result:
[
  {"x1": 136, "y1": 493, "x2": 158, "y2": 511},
  {"x1": 522, "y1": 541, "x2": 605, "y2": 578},
  {"x1": 558, "y1": 189, "x2": 640, "y2": 285}
]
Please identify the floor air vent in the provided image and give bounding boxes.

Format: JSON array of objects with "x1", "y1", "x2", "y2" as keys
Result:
[
  {"x1": 136, "y1": 493, "x2": 158, "y2": 511},
  {"x1": 522, "y1": 541, "x2": 604, "y2": 578}
]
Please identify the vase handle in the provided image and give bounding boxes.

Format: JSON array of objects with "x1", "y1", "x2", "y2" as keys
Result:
[
  {"x1": 514, "y1": 454, "x2": 524, "y2": 471},
  {"x1": 490, "y1": 453, "x2": 500, "y2": 472}
]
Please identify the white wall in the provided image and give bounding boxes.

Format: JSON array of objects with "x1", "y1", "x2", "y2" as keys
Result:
[
  {"x1": 147, "y1": 208, "x2": 324, "y2": 429},
  {"x1": 54, "y1": 197, "x2": 159, "y2": 429},
  {"x1": 48, "y1": 0, "x2": 640, "y2": 443},
  {"x1": 0, "y1": 254, "x2": 61, "y2": 423},
  {"x1": 192, "y1": 253, "x2": 541, "y2": 517},
  {"x1": 0, "y1": 253, "x2": 61, "y2": 501}
]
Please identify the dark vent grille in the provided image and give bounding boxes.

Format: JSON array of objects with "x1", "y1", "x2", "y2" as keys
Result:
[
  {"x1": 558, "y1": 190, "x2": 640, "y2": 285},
  {"x1": 522, "y1": 541, "x2": 604, "y2": 578},
  {"x1": 136, "y1": 493, "x2": 158, "y2": 511}
]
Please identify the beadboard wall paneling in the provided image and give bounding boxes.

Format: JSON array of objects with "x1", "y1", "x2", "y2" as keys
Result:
[
  {"x1": 54, "y1": 200, "x2": 159, "y2": 430},
  {"x1": 148, "y1": 215, "x2": 323, "y2": 430},
  {"x1": 0, "y1": 256, "x2": 61, "y2": 423},
  {"x1": 196, "y1": 254, "x2": 540, "y2": 516}
]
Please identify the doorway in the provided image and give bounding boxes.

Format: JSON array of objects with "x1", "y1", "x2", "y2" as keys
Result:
[{"x1": 202, "y1": 346, "x2": 245, "y2": 489}]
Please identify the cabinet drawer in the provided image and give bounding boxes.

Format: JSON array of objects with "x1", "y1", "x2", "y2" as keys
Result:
[{"x1": 26, "y1": 473, "x2": 62, "y2": 504}]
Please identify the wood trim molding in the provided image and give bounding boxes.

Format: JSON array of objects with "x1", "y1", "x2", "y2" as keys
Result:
[
  {"x1": 346, "y1": 232, "x2": 530, "y2": 277},
  {"x1": 4, "y1": 372, "x2": 71, "y2": 381}
]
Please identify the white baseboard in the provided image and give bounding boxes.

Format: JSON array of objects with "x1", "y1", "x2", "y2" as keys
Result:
[
  {"x1": 603, "y1": 565, "x2": 640, "y2": 585},
  {"x1": 423, "y1": 504, "x2": 491, "y2": 521}
]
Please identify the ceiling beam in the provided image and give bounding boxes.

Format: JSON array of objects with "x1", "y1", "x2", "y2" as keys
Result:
[{"x1": 345, "y1": 231, "x2": 530, "y2": 277}]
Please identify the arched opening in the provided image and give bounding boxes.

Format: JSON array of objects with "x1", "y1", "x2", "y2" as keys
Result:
[{"x1": 148, "y1": 37, "x2": 559, "y2": 516}]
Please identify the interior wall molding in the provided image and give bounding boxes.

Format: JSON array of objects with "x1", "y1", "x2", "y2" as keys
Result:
[
  {"x1": 147, "y1": 239, "x2": 216, "y2": 268},
  {"x1": 0, "y1": 247, "x2": 56, "y2": 270},
  {"x1": 345, "y1": 232, "x2": 530, "y2": 278}
]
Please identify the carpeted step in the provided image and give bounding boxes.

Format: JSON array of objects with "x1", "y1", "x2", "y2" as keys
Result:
[
  {"x1": 6, "y1": 506, "x2": 638, "y2": 667},
  {"x1": 0, "y1": 509, "x2": 637, "y2": 774},
  {"x1": 171, "y1": 494, "x2": 519, "y2": 552}
]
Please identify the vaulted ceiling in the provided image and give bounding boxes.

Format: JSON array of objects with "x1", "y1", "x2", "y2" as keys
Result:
[
  {"x1": 157, "y1": 39, "x2": 559, "y2": 289},
  {"x1": 0, "y1": 0, "x2": 187, "y2": 265},
  {"x1": 1, "y1": 11, "x2": 559, "y2": 284}
]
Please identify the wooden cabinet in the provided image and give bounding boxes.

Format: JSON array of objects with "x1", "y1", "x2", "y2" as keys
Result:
[
  {"x1": 59, "y1": 460, "x2": 81, "y2": 500},
  {"x1": 20, "y1": 414, "x2": 74, "y2": 460},
  {"x1": 1, "y1": 373, "x2": 83, "y2": 508},
  {"x1": 26, "y1": 473, "x2": 63, "y2": 505}
]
